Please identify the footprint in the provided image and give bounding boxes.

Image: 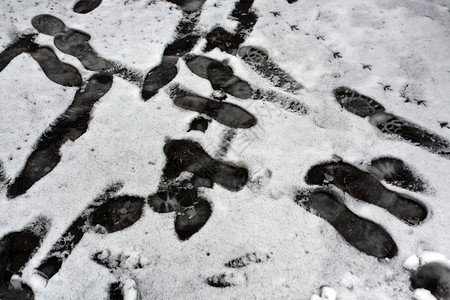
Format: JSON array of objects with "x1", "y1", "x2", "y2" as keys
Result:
[
  {"x1": 174, "y1": 197, "x2": 212, "y2": 240},
  {"x1": 162, "y1": 139, "x2": 249, "y2": 191},
  {"x1": 369, "y1": 112, "x2": 450, "y2": 157},
  {"x1": 225, "y1": 252, "x2": 271, "y2": 268},
  {"x1": 206, "y1": 271, "x2": 247, "y2": 288},
  {"x1": 54, "y1": 29, "x2": 113, "y2": 71},
  {"x1": 0, "y1": 216, "x2": 49, "y2": 298},
  {"x1": 297, "y1": 190, "x2": 398, "y2": 259},
  {"x1": 109, "y1": 282, "x2": 124, "y2": 300},
  {"x1": 30, "y1": 46, "x2": 82, "y2": 87},
  {"x1": 173, "y1": 93, "x2": 257, "y2": 128},
  {"x1": 305, "y1": 161, "x2": 427, "y2": 225},
  {"x1": 238, "y1": 46, "x2": 304, "y2": 93},
  {"x1": 369, "y1": 157, "x2": 426, "y2": 192},
  {"x1": 141, "y1": 56, "x2": 178, "y2": 100},
  {"x1": 32, "y1": 15, "x2": 113, "y2": 72},
  {"x1": 185, "y1": 55, "x2": 253, "y2": 99},
  {"x1": 7, "y1": 74, "x2": 113, "y2": 198},
  {"x1": 37, "y1": 193, "x2": 145, "y2": 280},
  {"x1": 334, "y1": 87, "x2": 450, "y2": 157},
  {"x1": 0, "y1": 34, "x2": 38, "y2": 72},
  {"x1": 188, "y1": 116, "x2": 209, "y2": 132},
  {"x1": 73, "y1": 0, "x2": 102, "y2": 14},
  {"x1": 204, "y1": 0, "x2": 258, "y2": 54},
  {"x1": 31, "y1": 15, "x2": 66, "y2": 36},
  {"x1": 410, "y1": 262, "x2": 450, "y2": 300}
]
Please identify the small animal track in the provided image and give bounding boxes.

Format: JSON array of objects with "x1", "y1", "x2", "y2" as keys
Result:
[
  {"x1": 7, "y1": 74, "x2": 113, "y2": 198},
  {"x1": 410, "y1": 262, "x2": 450, "y2": 300},
  {"x1": 305, "y1": 160, "x2": 427, "y2": 225},
  {"x1": 296, "y1": 190, "x2": 398, "y2": 259},
  {"x1": 334, "y1": 87, "x2": 450, "y2": 158},
  {"x1": 73, "y1": 0, "x2": 103, "y2": 14},
  {"x1": 369, "y1": 157, "x2": 426, "y2": 192}
]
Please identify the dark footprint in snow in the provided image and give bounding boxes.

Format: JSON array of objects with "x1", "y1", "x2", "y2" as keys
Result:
[
  {"x1": 0, "y1": 217, "x2": 49, "y2": 285},
  {"x1": 32, "y1": 15, "x2": 113, "y2": 72},
  {"x1": 296, "y1": 191, "x2": 398, "y2": 259},
  {"x1": 163, "y1": 139, "x2": 249, "y2": 191},
  {"x1": 238, "y1": 46, "x2": 304, "y2": 93},
  {"x1": 305, "y1": 161, "x2": 427, "y2": 225},
  {"x1": 30, "y1": 46, "x2": 82, "y2": 87},
  {"x1": 0, "y1": 217, "x2": 49, "y2": 299},
  {"x1": 334, "y1": 87, "x2": 385, "y2": 118},
  {"x1": 188, "y1": 116, "x2": 210, "y2": 132},
  {"x1": 148, "y1": 181, "x2": 212, "y2": 240},
  {"x1": 109, "y1": 282, "x2": 124, "y2": 300},
  {"x1": 54, "y1": 29, "x2": 113, "y2": 71},
  {"x1": 369, "y1": 157, "x2": 426, "y2": 192},
  {"x1": 37, "y1": 193, "x2": 145, "y2": 280},
  {"x1": 0, "y1": 281, "x2": 35, "y2": 300},
  {"x1": 31, "y1": 15, "x2": 66, "y2": 36},
  {"x1": 0, "y1": 34, "x2": 38, "y2": 72},
  {"x1": 175, "y1": 197, "x2": 212, "y2": 240},
  {"x1": 73, "y1": 0, "x2": 102, "y2": 14},
  {"x1": 7, "y1": 74, "x2": 112, "y2": 198},
  {"x1": 185, "y1": 55, "x2": 253, "y2": 99},
  {"x1": 410, "y1": 262, "x2": 450, "y2": 300},
  {"x1": 148, "y1": 184, "x2": 199, "y2": 213},
  {"x1": 173, "y1": 93, "x2": 257, "y2": 128},
  {"x1": 142, "y1": 56, "x2": 178, "y2": 100},
  {"x1": 204, "y1": 0, "x2": 258, "y2": 55},
  {"x1": 334, "y1": 87, "x2": 450, "y2": 157}
]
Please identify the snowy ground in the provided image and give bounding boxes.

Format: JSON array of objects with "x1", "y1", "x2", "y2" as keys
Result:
[{"x1": 1, "y1": 0, "x2": 450, "y2": 299}]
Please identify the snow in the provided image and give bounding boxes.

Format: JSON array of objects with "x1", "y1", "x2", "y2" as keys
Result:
[
  {"x1": 1, "y1": 0, "x2": 450, "y2": 299},
  {"x1": 413, "y1": 289, "x2": 438, "y2": 300}
]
